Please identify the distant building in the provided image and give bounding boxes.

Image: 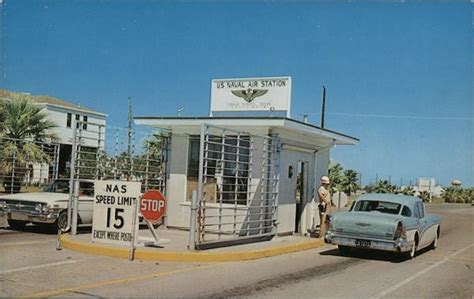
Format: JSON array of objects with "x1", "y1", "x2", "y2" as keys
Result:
[
  {"x1": 413, "y1": 178, "x2": 443, "y2": 198},
  {"x1": 0, "y1": 89, "x2": 107, "y2": 182}
]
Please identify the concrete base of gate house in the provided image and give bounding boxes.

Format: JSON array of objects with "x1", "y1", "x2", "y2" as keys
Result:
[{"x1": 60, "y1": 227, "x2": 325, "y2": 263}]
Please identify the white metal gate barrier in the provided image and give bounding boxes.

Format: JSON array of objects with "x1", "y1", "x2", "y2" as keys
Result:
[
  {"x1": 68, "y1": 120, "x2": 170, "y2": 234},
  {"x1": 192, "y1": 124, "x2": 280, "y2": 249},
  {"x1": 0, "y1": 137, "x2": 59, "y2": 194}
]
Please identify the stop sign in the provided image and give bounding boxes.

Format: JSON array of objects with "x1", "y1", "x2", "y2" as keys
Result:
[{"x1": 140, "y1": 190, "x2": 166, "y2": 223}]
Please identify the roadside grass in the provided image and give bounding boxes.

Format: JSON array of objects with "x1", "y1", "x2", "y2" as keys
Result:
[{"x1": 430, "y1": 196, "x2": 444, "y2": 204}]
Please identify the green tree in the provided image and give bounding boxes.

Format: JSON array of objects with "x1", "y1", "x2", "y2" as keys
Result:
[
  {"x1": 0, "y1": 95, "x2": 56, "y2": 141},
  {"x1": 0, "y1": 95, "x2": 57, "y2": 192},
  {"x1": 441, "y1": 187, "x2": 457, "y2": 203},
  {"x1": 328, "y1": 162, "x2": 344, "y2": 194},
  {"x1": 399, "y1": 185, "x2": 415, "y2": 196},
  {"x1": 440, "y1": 187, "x2": 474, "y2": 204},
  {"x1": 341, "y1": 169, "x2": 359, "y2": 195},
  {"x1": 374, "y1": 180, "x2": 396, "y2": 194},
  {"x1": 418, "y1": 191, "x2": 431, "y2": 203}
]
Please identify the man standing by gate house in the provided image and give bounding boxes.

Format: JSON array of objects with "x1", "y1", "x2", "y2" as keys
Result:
[{"x1": 318, "y1": 176, "x2": 331, "y2": 238}]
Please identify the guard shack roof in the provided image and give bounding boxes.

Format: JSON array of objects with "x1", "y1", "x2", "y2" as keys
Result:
[{"x1": 134, "y1": 116, "x2": 358, "y2": 150}]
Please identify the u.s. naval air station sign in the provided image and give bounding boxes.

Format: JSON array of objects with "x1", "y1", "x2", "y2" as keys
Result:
[{"x1": 210, "y1": 76, "x2": 291, "y2": 117}]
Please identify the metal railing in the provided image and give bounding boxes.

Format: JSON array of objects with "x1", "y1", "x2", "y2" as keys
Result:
[
  {"x1": 69, "y1": 120, "x2": 170, "y2": 234},
  {"x1": 194, "y1": 124, "x2": 280, "y2": 249},
  {"x1": 0, "y1": 137, "x2": 59, "y2": 194}
]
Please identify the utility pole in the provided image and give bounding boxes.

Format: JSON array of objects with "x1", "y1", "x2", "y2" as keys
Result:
[
  {"x1": 320, "y1": 85, "x2": 326, "y2": 129},
  {"x1": 127, "y1": 97, "x2": 133, "y2": 182},
  {"x1": 127, "y1": 97, "x2": 133, "y2": 158}
]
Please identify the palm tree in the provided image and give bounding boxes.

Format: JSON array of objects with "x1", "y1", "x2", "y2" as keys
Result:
[
  {"x1": 0, "y1": 94, "x2": 56, "y2": 141},
  {"x1": 441, "y1": 187, "x2": 457, "y2": 203},
  {"x1": 418, "y1": 191, "x2": 431, "y2": 203},
  {"x1": 400, "y1": 185, "x2": 415, "y2": 196},
  {"x1": 328, "y1": 162, "x2": 343, "y2": 194},
  {"x1": 374, "y1": 180, "x2": 396, "y2": 194},
  {"x1": 0, "y1": 95, "x2": 57, "y2": 192},
  {"x1": 342, "y1": 169, "x2": 359, "y2": 195}
]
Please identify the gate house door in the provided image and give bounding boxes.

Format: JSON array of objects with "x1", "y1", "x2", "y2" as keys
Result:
[
  {"x1": 294, "y1": 161, "x2": 308, "y2": 233},
  {"x1": 195, "y1": 124, "x2": 280, "y2": 249}
]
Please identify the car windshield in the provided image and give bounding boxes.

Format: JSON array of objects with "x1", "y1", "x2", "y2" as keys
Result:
[
  {"x1": 44, "y1": 180, "x2": 70, "y2": 193},
  {"x1": 353, "y1": 200, "x2": 401, "y2": 215}
]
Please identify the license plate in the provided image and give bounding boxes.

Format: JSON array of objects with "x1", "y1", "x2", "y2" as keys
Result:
[{"x1": 355, "y1": 239, "x2": 371, "y2": 248}]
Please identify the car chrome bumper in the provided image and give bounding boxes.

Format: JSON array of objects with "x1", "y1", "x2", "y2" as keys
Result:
[
  {"x1": 0, "y1": 210, "x2": 59, "y2": 224},
  {"x1": 324, "y1": 231, "x2": 414, "y2": 253}
]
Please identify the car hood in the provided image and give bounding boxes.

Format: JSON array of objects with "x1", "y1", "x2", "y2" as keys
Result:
[
  {"x1": 0, "y1": 192, "x2": 70, "y2": 204},
  {"x1": 331, "y1": 211, "x2": 402, "y2": 239}
]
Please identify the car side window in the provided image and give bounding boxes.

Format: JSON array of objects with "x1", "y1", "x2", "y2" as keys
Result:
[
  {"x1": 417, "y1": 203, "x2": 425, "y2": 218},
  {"x1": 349, "y1": 201, "x2": 356, "y2": 211},
  {"x1": 413, "y1": 204, "x2": 420, "y2": 219},
  {"x1": 401, "y1": 206, "x2": 412, "y2": 217}
]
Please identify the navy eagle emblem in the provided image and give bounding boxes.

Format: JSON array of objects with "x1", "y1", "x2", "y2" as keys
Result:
[{"x1": 231, "y1": 88, "x2": 268, "y2": 103}]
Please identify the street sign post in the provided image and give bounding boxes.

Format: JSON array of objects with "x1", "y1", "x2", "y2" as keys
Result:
[
  {"x1": 140, "y1": 190, "x2": 166, "y2": 223},
  {"x1": 138, "y1": 189, "x2": 169, "y2": 247}
]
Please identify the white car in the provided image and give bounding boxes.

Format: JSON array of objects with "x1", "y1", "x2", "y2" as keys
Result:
[{"x1": 0, "y1": 179, "x2": 94, "y2": 230}]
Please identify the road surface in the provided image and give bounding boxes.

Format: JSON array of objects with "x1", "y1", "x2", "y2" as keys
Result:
[{"x1": 0, "y1": 204, "x2": 472, "y2": 298}]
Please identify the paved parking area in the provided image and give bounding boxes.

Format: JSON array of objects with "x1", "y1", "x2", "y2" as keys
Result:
[{"x1": 0, "y1": 225, "x2": 204, "y2": 297}]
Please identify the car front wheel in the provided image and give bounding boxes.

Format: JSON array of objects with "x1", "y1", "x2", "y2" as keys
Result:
[{"x1": 55, "y1": 211, "x2": 68, "y2": 231}]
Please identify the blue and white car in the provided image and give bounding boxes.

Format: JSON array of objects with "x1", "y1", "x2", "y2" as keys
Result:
[{"x1": 324, "y1": 193, "x2": 441, "y2": 259}]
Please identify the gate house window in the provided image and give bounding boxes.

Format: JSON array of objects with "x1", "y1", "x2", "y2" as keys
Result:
[{"x1": 187, "y1": 135, "x2": 250, "y2": 205}]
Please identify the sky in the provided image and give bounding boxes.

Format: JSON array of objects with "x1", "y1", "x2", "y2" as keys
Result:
[{"x1": 1, "y1": 1, "x2": 472, "y2": 187}]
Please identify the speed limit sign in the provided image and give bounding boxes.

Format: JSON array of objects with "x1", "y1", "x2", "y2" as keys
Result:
[
  {"x1": 92, "y1": 180, "x2": 141, "y2": 246},
  {"x1": 140, "y1": 190, "x2": 166, "y2": 223}
]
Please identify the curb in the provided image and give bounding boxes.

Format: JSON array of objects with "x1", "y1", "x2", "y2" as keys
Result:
[{"x1": 60, "y1": 235, "x2": 325, "y2": 262}]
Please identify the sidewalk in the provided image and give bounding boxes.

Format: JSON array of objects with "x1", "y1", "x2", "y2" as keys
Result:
[{"x1": 60, "y1": 227, "x2": 325, "y2": 262}]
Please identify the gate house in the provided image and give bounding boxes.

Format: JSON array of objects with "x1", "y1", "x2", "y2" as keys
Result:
[
  {"x1": 135, "y1": 116, "x2": 358, "y2": 237},
  {"x1": 135, "y1": 77, "x2": 357, "y2": 247}
]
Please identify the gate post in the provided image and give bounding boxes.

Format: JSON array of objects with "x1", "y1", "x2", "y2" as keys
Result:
[
  {"x1": 10, "y1": 149, "x2": 16, "y2": 194},
  {"x1": 71, "y1": 181, "x2": 80, "y2": 235},
  {"x1": 188, "y1": 190, "x2": 198, "y2": 250},
  {"x1": 270, "y1": 134, "x2": 280, "y2": 235},
  {"x1": 196, "y1": 124, "x2": 207, "y2": 245},
  {"x1": 68, "y1": 121, "x2": 78, "y2": 233}
]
